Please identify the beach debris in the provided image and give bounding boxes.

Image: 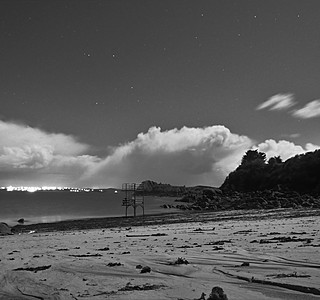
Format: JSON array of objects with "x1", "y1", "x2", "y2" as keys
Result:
[
  {"x1": 69, "y1": 253, "x2": 102, "y2": 257},
  {"x1": 13, "y1": 265, "x2": 51, "y2": 273},
  {"x1": 216, "y1": 268, "x2": 320, "y2": 296},
  {"x1": 267, "y1": 272, "x2": 311, "y2": 278},
  {"x1": 204, "y1": 240, "x2": 231, "y2": 246},
  {"x1": 107, "y1": 262, "x2": 122, "y2": 267},
  {"x1": 126, "y1": 234, "x2": 150, "y2": 237},
  {"x1": 251, "y1": 236, "x2": 313, "y2": 244},
  {"x1": 136, "y1": 264, "x2": 143, "y2": 269},
  {"x1": 207, "y1": 286, "x2": 229, "y2": 300},
  {"x1": 151, "y1": 232, "x2": 168, "y2": 236},
  {"x1": 240, "y1": 262, "x2": 250, "y2": 267},
  {"x1": 96, "y1": 247, "x2": 110, "y2": 251},
  {"x1": 177, "y1": 245, "x2": 193, "y2": 249},
  {"x1": 170, "y1": 257, "x2": 189, "y2": 265},
  {"x1": 234, "y1": 229, "x2": 253, "y2": 234},
  {"x1": 140, "y1": 266, "x2": 151, "y2": 273},
  {"x1": 119, "y1": 282, "x2": 165, "y2": 291},
  {"x1": 289, "y1": 231, "x2": 307, "y2": 235},
  {"x1": 268, "y1": 231, "x2": 281, "y2": 235},
  {"x1": 212, "y1": 246, "x2": 224, "y2": 251},
  {"x1": 194, "y1": 227, "x2": 204, "y2": 232},
  {"x1": 56, "y1": 248, "x2": 69, "y2": 251},
  {"x1": 126, "y1": 232, "x2": 167, "y2": 238},
  {"x1": 28, "y1": 230, "x2": 36, "y2": 234}
]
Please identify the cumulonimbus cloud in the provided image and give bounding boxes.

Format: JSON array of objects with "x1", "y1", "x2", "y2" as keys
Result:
[
  {"x1": 256, "y1": 93, "x2": 296, "y2": 111},
  {"x1": 1, "y1": 120, "x2": 319, "y2": 188},
  {"x1": 292, "y1": 99, "x2": 320, "y2": 119},
  {"x1": 79, "y1": 126, "x2": 254, "y2": 187}
]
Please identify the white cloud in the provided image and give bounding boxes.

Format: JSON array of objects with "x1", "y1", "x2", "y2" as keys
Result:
[
  {"x1": 256, "y1": 139, "x2": 320, "y2": 161},
  {"x1": 305, "y1": 143, "x2": 320, "y2": 151},
  {"x1": 256, "y1": 93, "x2": 296, "y2": 111},
  {"x1": 0, "y1": 120, "x2": 99, "y2": 186},
  {"x1": 0, "y1": 120, "x2": 88, "y2": 156},
  {"x1": 292, "y1": 100, "x2": 320, "y2": 119},
  {"x1": 79, "y1": 126, "x2": 254, "y2": 187},
  {"x1": 1, "y1": 121, "x2": 319, "y2": 188}
]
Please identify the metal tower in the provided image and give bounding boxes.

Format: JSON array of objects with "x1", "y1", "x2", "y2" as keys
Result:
[{"x1": 121, "y1": 183, "x2": 144, "y2": 217}]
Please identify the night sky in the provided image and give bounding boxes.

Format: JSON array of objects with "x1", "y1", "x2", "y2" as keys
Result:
[{"x1": 1, "y1": 0, "x2": 320, "y2": 188}]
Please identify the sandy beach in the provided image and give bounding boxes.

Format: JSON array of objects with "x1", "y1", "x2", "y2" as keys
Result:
[{"x1": 1, "y1": 209, "x2": 320, "y2": 300}]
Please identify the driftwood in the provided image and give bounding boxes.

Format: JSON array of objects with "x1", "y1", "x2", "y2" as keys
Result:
[{"x1": 13, "y1": 265, "x2": 51, "y2": 273}]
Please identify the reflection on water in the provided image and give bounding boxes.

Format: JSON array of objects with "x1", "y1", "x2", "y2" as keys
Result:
[{"x1": 0, "y1": 190, "x2": 180, "y2": 226}]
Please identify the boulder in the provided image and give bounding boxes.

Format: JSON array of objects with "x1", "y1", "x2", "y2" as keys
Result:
[
  {"x1": 0, "y1": 222, "x2": 13, "y2": 235},
  {"x1": 208, "y1": 286, "x2": 228, "y2": 300}
]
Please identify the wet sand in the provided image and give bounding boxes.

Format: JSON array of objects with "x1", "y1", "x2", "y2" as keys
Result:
[{"x1": 1, "y1": 209, "x2": 320, "y2": 299}]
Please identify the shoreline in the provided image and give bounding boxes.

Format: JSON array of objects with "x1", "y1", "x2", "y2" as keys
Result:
[
  {"x1": 2, "y1": 207, "x2": 320, "y2": 299},
  {"x1": 12, "y1": 207, "x2": 320, "y2": 234}
]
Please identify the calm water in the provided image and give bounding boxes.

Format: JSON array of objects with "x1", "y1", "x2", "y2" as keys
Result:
[{"x1": 0, "y1": 190, "x2": 180, "y2": 226}]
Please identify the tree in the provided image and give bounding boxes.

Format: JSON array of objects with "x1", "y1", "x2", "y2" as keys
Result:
[
  {"x1": 241, "y1": 150, "x2": 266, "y2": 166},
  {"x1": 268, "y1": 156, "x2": 282, "y2": 166}
]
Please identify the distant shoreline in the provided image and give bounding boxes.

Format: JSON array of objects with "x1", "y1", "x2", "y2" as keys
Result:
[{"x1": 12, "y1": 208, "x2": 320, "y2": 234}]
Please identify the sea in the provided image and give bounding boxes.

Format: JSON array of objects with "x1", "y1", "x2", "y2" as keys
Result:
[{"x1": 0, "y1": 189, "x2": 181, "y2": 226}]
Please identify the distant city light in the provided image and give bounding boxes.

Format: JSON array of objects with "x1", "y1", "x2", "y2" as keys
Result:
[{"x1": 1, "y1": 186, "x2": 106, "y2": 192}]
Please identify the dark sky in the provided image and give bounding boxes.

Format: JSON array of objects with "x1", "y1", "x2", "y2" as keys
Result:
[{"x1": 1, "y1": 0, "x2": 320, "y2": 187}]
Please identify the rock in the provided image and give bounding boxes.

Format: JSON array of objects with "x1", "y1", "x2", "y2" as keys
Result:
[
  {"x1": 17, "y1": 218, "x2": 24, "y2": 224},
  {"x1": 171, "y1": 257, "x2": 189, "y2": 265},
  {"x1": 241, "y1": 262, "x2": 250, "y2": 267},
  {"x1": 207, "y1": 286, "x2": 228, "y2": 300},
  {"x1": 140, "y1": 266, "x2": 151, "y2": 273},
  {"x1": 0, "y1": 222, "x2": 13, "y2": 235}
]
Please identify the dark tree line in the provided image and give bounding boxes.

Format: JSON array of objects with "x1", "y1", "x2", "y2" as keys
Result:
[{"x1": 220, "y1": 149, "x2": 320, "y2": 194}]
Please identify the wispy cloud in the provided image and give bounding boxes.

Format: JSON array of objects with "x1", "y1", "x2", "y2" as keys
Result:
[
  {"x1": 292, "y1": 100, "x2": 320, "y2": 119},
  {"x1": 280, "y1": 133, "x2": 301, "y2": 139},
  {"x1": 256, "y1": 93, "x2": 296, "y2": 111}
]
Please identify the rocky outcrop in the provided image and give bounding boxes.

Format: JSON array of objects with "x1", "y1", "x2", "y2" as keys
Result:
[
  {"x1": 0, "y1": 223, "x2": 13, "y2": 235},
  {"x1": 140, "y1": 180, "x2": 221, "y2": 197},
  {"x1": 173, "y1": 190, "x2": 320, "y2": 212}
]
